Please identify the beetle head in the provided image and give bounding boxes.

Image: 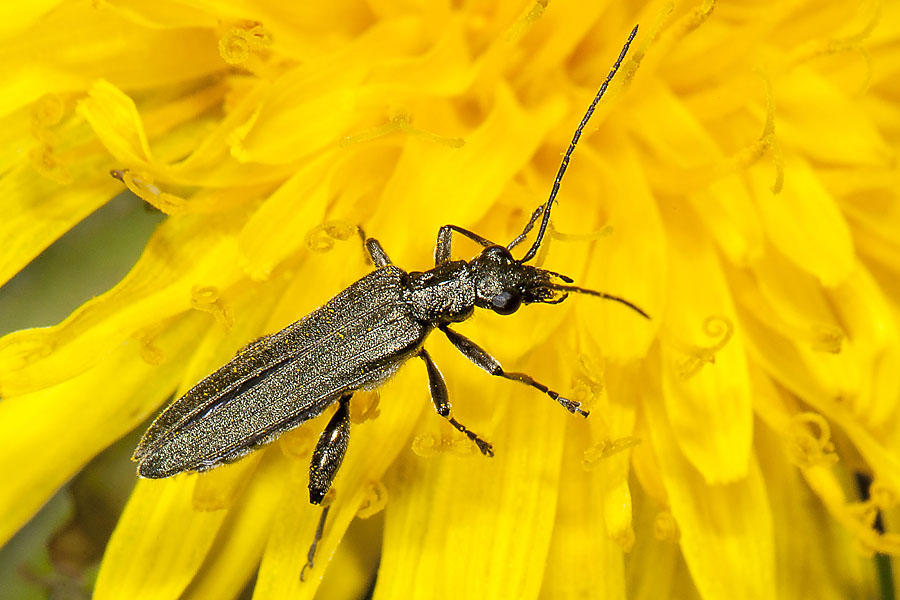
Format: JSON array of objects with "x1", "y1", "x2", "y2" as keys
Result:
[
  {"x1": 470, "y1": 244, "x2": 650, "y2": 319},
  {"x1": 469, "y1": 245, "x2": 573, "y2": 315}
]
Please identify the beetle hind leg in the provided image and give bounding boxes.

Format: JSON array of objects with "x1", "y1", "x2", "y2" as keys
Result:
[
  {"x1": 300, "y1": 505, "x2": 331, "y2": 582},
  {"x1": 419, "y1": 350, "x2": 494, "y2": 457},
  {"x1": 301, "y1": 394, "x2": 352, "y2": 580},
  {"x1": 308, "y1": 394, "x2": 352, "y2": 504}
]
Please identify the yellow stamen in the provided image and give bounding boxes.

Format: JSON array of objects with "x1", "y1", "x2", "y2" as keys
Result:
[
  {"x1": 31, "y1": 93, "x2": 65, "y2": 128},
  {"x1": 788, "y1": 0, "x2": 879, "y2": 94},
  {"x1": 340, "y1": 112, "x2": 464, "y2": 149},
  {"x1": 350, "y1": 391, "x2": 381, "y2": 424},
  {"x1": 28, "y1": 144, "x2": 72, "y2": 184},
  {"x1": 533, "y1": 221, "x2": 613, "y2": 268},
  {"x1": 305, "y1": 221, "x2": 359, "y2": 254},
  {"x1": 507, "y1": 0, "x2": 549, "y2": 41},
  {"x1": 728, "y1": 70, "x2": 784, "y2": 194},
  {"x1": 570, "y1": 355, "x2": 604, "y2": 413},
  {"x1": 117, "y1": 169, "x2": 188, "y2": 215},
  {"x1": 868, "y1": 480, "x2": 897, "y2": 510},
  {"x1": 218, "y1": 24, "x2": 271, "y2": 66},
  {"x1": 190, "y1": 285, "x2": 234, "y2": 329},
  {"x1": 411, "y1": 433, "x2": 478, "y2": 457},
  {"x1": 356, "y1": 480, "x2": 388, "y2": 519},
  {"x1": 619, "y1": 2, "x2": 673, "y2": 87},
  {"x1": 134, "y1": 332, "x2": 165, "y2": 366},
  {"x1": 670, "y1": 0, "x2": 716, "y2": 40},
  {"x1": 667, "y1": 316, "x2": 734, "y2": 379},
  {"x1": 653, "y1": 509, "x2": 680, "y2": 543},
  {"x1": 582, "y1": 437, "x2": 642, "y2": 470},
  {"x1": 785, "y1": 412, "x2": 839, "y2": 469},
  {"x1": 279, "y1": 427, "x2": 316, "y2": 460},
  {"x1": 30, "y1": 94, "x2": 66, "y2": 146}
]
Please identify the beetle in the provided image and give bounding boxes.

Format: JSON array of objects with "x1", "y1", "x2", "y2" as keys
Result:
[{"x1": 132, "y1": 24, "x2": 644, "y2": 578}]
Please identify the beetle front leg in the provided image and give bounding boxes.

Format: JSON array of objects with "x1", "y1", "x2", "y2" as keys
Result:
[
  {"x1": 505, "y1": 204, "x2": 544, "y2": 252},
  {"x1": 440, "y1": 326, "x2": 588, "y2": 417},
  {"x1": 419, "y1": 350, "x2": 494, "y2": 457},
  {"x1": 356, "y1": 227, "x2": 392, "y2": 267},
  {"x1": 435, "y1": 225, "x2": 496, "y2": 265}
]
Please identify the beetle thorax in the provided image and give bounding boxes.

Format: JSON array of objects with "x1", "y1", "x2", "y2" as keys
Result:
[{"x1": 404, "y1": 261, "x2": 476, "y2": 324}]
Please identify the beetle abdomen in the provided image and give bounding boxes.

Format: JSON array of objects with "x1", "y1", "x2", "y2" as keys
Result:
[{"x1": 136, "y1": 266, "x2": 428, "y2": 478}]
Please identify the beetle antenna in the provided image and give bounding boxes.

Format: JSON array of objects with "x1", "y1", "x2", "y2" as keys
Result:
[
  {"x1": 549, "y1": 283, "x2": 650, "y2": 319},
  {"x1": 518, "y1": 24, "x2": 638, "y2": 264}
]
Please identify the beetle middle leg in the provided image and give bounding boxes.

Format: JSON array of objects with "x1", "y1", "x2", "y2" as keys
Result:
[
  {"x1": 440, "y1": 326, "x2": 588, "y2": 417},
  {"x1": 419, "y1": 349, "x2": 494, "y2": 457}
]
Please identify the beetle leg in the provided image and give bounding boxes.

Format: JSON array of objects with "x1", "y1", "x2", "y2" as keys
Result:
[
  {"x1": 506, "y1": 204, "x2": 545, "y2": 252},
  {"x1": 301, "y1": 394, "x2": 351, "y2": 581},
  {"x1": 419, "y1": 350, "x2": 494, "y2": 457},
  {"x1": 435, "y1": 225, "x2": 496, "y2": 265},
  {"x1": 308, "y1": 394, "x2": 351, "y2": 504},
  {"x1": 357, "y1": 227, "x2": 392, "y2": 267},
  {"x1": 300, "y1": 505, "x2": 330, "y2": 582},
  {"x1": 440, "y1": 326, "x2": 588, "y2": 417}
]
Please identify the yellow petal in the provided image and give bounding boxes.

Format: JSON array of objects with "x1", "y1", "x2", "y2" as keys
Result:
[
  {"x1": 750, "y1": 155, "x2": 854, "y2": 286},
  {"x1": 0, "y1": 312, "x2": 205, "y2": 547},
  {"x1": 0, "y1": 211, "x2": 245, "y2": 396},
  {"x1": 751, "y1": 363, "x2": 900, "y2": 557},
  {"x1": 182, "y1": 452, "x2": 288, "y2": 600},
  {"x1": 95, "y1": 276, "x2": 294, "y2": 597},
  {"x1": 626, "y1": 488, "x2": 701, "y2": 600},
  {"x1": 739, "y1": 302, "x2": 900, "y2": 497},
  {"x1": 576, "y1": 143, "x2": 662, "y2": 361},
  {"x1": 827, "y1": 264, "x2": 900, "y2": 427},
  {"x1": 540, "y1": 423, "x2": 625, "y2": 600},
  {"x1": 0, "y1": 0, "x2": 61, "y2": 39},
  {"x1": 0, "y1": 3, "x2": 221, "y2": 118},
  {"x1": 689, "y1": 174, "x2": 765, "y2": 268},
  {"x1": 78, "y1": 80, "x2": 155, "y2": 167},
  {"x1": 756, "y1": 419, "x2": 878, "y2": 598},
  {"x1": 775, "y1": 65, "x2": 891, "y2": 166},
  {"x1": 643, "y1": 353, "x2": 776, "y2": 600},
  {"x1": 252, "y1": 364, "x2": 426, "y2": 599},
  {"x1": 0, "y1": 163, "x2": 121, "y2": 288},
  {"x1": 660, "y1": 207, "x2": 752, "y2": 483},
  {"x1": 94, "y1": 477, "x2": 228, "y2": 600},
  {"x1": 375, "y1": 354, "x2": 566, "y2": 599},
  {"x1": 577, "y1": 354, "x2": 641, "y2": 548},
  {"x1": 237, "y1": 154, "x2": 332, "y2": 281},
  {"x1": 371, "y1": 82, "x2": 566, "y2": 262},
  {"x1": 316, "y1": 514, "x2": 383, "y2": 600}
]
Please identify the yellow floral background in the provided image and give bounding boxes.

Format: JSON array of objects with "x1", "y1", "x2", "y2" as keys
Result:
[{"x1": 0, "y1": 0, "x2": 898, "y2": 598}]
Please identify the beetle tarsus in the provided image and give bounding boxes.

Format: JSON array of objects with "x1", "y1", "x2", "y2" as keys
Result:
[
  {"x1": 300, "y1": 504, "x2": 331, "y2": 582},
  {"x1": 474, "y1": 438, "x2": 495, "y2": 457}
]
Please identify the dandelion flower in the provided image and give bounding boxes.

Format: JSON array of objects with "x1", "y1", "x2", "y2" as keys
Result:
[{"x1": 1, "y1": 1, "x2": 898, "y2": 599}]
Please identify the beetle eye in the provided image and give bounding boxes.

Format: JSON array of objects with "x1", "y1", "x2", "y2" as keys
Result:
[{"x1": 490, "y1": 289, "x2": 522, "y2": 315}]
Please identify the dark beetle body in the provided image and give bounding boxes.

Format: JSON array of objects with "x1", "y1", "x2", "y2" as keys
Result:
[
  {"x1": 134, "y1": 257, "x2": 504, "y2": 479},
  {"x1": 135, "y1": 266, "x2": 427, "y2": 478},
  {"x1": 132, "y1": 25, "x2": 643, "y2": 579}
]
